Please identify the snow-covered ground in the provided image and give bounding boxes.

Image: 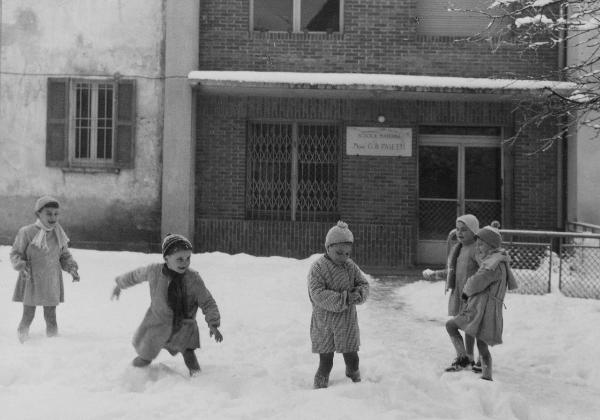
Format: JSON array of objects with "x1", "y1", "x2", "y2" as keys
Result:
[{"x1": 1, "y1": 246, "x2": 599, "y2": 420}]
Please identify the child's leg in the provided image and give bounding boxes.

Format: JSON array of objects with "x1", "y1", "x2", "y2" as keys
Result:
[
  {"x1": 465, "y1": 334, "x2": 475, "y2": 362},
  {"x1": 342, "y1": 351, "x2": 361, "y2": 382},
  {"x1": 182, "y1": 349, "x2": 201, "y2": 375},
  {"x1": 18, "y1": 305, "x2": 36, "y2": 342},
  {"x1": 476, "y1": 339, "x2": 492, "y2": 381},
  {"x1": 43, "y1": 306, "x2": 58, "y2": 337},
  {"x1": 314, "y1": 352, "x2": 334, "y2": 389},
  {"x1": 445, "y1": 319, "x2": 470, "y2": 371}
]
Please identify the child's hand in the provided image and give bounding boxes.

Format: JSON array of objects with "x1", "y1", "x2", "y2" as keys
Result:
[
  {"x1": 422, "y1": 269, "x2": 435, "y2": 280},
  {"x1": 348, "y1": 288, "x2": 363, "y2": 305},
  {"x1": 209, "y1": 326, "x2": 223, "y2": 343},
  {"x1": 70, "y1": 270, "x2": 80, "y2": 282},
  {"x1": 111, "y1": 285, "x2": 121, "y2": 301},
  {"x1": 20, "y1": 268, "x2": 31, "y2": 282}
]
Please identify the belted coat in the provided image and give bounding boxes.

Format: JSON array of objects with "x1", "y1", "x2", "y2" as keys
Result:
[
  {"x1": 307, "y1": 255, "x2": 369, "y2": 353},
  {"x1": 10, "y1": 224, "x2": 78, "y2": 306},
  {"x1": 115, "y1": 263, "x2": 220, "y2": 361}
]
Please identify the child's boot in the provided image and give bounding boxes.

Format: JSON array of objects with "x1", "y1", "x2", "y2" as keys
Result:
[
  {"x1": 313, "y1": 371, "x2": 329, "y2": 389},
  {"x1": 481, "y1": 355, "x2": 493, "y2": 381},
  {"x1": 17, "y1": 305, "x2": 35, "y2": 343},
  {"x1": 445, "y1": 335, "x2": 469, "y2": 371},
  {"x1": 132, "y1": 356, "x2": 151, "y2": 367},
  {"x1": 44, "y1": 306, "x2": 58, "y2": 337},
  {"x1": 17, "y1": 327, "x2": 29, "y2": 344},
  {"x1": 183, "y1": 349, "x2": 201, "y2": 376},
  {"x1": 345, "y1": 367, "x2": 361, "y2": 383},
  {"x1": 472, "y1": 356, "x2": 482, "y2": 373}
]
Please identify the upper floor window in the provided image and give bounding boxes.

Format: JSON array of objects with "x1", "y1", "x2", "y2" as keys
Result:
[
  {"x1": 251, "y1": 0, "x2": 341, "y2": 33},
  {"x1": 416, "y1": 0, "x2": 505, "y2": 38},
  {"x1": 46, "y1": 78, "x2": 136, "y2": 170}
]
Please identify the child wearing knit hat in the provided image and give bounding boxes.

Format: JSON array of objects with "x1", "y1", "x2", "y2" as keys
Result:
[
  {"x1": 422, "y1": 214, "x2": 480, "y2": 372},
  {"x1": 307, "y1": 221, "x2": 370, "y2": 389},
  {"x1": 445, "y1": 225, "x2": 518, "y2": 380},
  {"x1": 10, "y1": 195, "x2": 79, "y2": 343},
  {"x1": 111, "y1": 233, "x2": 223, "y2": 376}
]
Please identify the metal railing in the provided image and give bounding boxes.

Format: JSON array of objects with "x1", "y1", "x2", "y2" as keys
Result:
[{"x1": 501, "y1": 228, "x2": 600, "y2": 299}]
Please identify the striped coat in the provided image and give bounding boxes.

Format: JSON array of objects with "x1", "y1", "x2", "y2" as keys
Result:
[
  {"x1": 307, "y1": 255, "x2": 369, "y2": 353},
  {"x1": 115, "y1": 264, "x2": 220, "y2": 361}
]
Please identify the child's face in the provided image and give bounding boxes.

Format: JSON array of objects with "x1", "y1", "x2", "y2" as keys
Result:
[
  {"x1": 476, "y1": 238, "x2": 493, "y2": 258},
  {"x1": 37, "y1": 207, "x2": 60, "y2": 228},
  {"x1": 326, "y1": 243, "x2": 352, "y2": 265},
  {"x1": 455, "y1": 221, "x2": 475, "y2": 245},
  {"x1": 164, "y1": 249, "x2": 192, "y2": 273}
]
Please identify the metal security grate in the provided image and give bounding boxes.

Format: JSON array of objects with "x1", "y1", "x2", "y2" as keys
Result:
[
  {"x1": 246, "y1": 121, "x2": 340, "y2": 221},
  {"x1": 464, "y1": 200, "x2": 501, "y2": 226},
  {"x1": 419, "y1": 199, "x2": 457, "y2": 240}
]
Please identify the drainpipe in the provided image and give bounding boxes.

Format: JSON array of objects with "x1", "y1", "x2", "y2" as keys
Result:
[{"x1": 557, "y1": 3, "x2": 568, "y2": 231}]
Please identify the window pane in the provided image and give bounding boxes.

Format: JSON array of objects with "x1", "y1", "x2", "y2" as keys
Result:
[
  {"x1": 75, "y1": 83, "x2": 91, "y2": 159},
  {"x1": 465, "y1": 147, "x2": 501, "y2": 200},
  {"x1": 96, "y1": 84, "x2": 114, "y2": 159},
  {"x1": 253, "y1": 0, "x2": 293, "y2": 31},
  {"x1": 302, "y1": 0, "x2": 339, "y2": 32},
  {"x1": 297, "y1": 124, "x2": 339, "y2": 222},
  {"x1": 418, "y1": 146, "x2": 458, "y2": 199},
  {"x1": 416, "y1": 0, "x2": 506, "y2": 37},
  {"x1": 247, "y1": 122, "x2": 293, "y2": 220}
]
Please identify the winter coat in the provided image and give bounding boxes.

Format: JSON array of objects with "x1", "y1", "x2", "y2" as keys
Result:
[
  {"x1": 307, "y1": 255, "x2": 369, "y2": 354},
  {"x1": 10, "y1": 224, "x2": 78, "y2": 306},
  {"x1": 115, "y1": 263, "x2": 220, "y2": 361},
  {"x1": 453, "y1": 249, "x2": 519, "y2": 346},
  {"x1": 439, "y1": 242, "x2": 479, "y2": 316}
]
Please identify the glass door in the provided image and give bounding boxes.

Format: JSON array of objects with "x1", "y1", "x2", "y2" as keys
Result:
[{"x1": 418, "y1": 135, "x2": 501, "y2": 265}]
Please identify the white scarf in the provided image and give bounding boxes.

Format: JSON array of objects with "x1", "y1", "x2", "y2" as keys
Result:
[{"x1": 31, "y1": 219, "x2": 70, "y2": 251}]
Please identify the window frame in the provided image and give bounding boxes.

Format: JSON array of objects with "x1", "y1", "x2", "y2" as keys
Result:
[
  {"x1": 46, "y1": 77, "x2": 136, "y2": 171},
  {"x1": 245, "y1": 119, "x2": 342, "y2": 222},
  {"x1": 249, "y1": 0, "x2": 344, "y2": 34}
]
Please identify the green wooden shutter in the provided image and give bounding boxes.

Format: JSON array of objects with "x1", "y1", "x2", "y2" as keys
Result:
[
  {"x1": 46, "y1": 78, "x2": 69, "y2": 167},
  {"x1": 115, "y1": 80, "x2": 136, "y2": 168}
]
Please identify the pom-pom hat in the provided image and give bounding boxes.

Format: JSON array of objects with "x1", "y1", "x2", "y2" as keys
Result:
[
  {"x1": 476, "y1": 226, "x2": 502, "y2": 249},
  {"x1": 162, "y1": 233, "x2": 193, "y2": 256},
  {"x1": 325, "y1": 221, "x2": 354, "y2": 248}
]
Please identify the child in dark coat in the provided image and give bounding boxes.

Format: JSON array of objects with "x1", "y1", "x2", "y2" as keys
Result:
[
  {"x1": 10, "y1": 196, "x2": 79, "y2": 342},
  {"x1": 111, "y1": 233, "x2": 223, "y2": 376},
  {"x1": 307, "y1": 221, "x2": 370, "y2": 389}
]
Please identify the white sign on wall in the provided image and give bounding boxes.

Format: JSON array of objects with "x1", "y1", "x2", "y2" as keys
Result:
[{"x1": 346, "y1": 127, "x2": 412, "y2": 156}]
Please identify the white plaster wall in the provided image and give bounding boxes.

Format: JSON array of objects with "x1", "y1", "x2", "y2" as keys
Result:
[{"x1": 0, "y1": 0, "x2": 165, "y2": 245}]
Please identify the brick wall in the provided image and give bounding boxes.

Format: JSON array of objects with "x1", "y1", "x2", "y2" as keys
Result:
[{"x1": 198, "y1": 0, "x2": 558, "y2": 79}]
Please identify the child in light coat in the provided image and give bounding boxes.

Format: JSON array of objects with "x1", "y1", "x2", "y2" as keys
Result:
[
  {"x1": 10, "y1": 196, "x2": 80, "y2": 343},
  {"x1": 111, "y1": 233, "x2": 222, "y2": 376},
  {"x1": 445, "y1": 225, "x2": 519, "y2": 380},
  {"x1": 307, "y1": 221, "x2": 370, "y2": 389},
  {"x1": 423, "y1": 214, "x2": 480, "y2": 371}
]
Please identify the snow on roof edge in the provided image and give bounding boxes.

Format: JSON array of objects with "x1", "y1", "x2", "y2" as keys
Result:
[{"x1": 188, "y1": 71, "x2": 576, "y2": 92}]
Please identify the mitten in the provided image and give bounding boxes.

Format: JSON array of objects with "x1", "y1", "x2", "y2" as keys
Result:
[
  {"x1": 348, "y1": 287, "x2": 363, "y2": 305},
  {"x1": 422, "y1": 268, "x2": 435, "y2": 280},
  {"x1": 209, "y1": 325, "x2": 223, "y2": 343},
  {"x1": 461, "y1": 292, "x2": 469, "y2": 301}
]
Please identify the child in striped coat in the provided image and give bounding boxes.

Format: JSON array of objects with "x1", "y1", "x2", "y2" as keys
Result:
[{"x1": 307, "y1": 221, "x2": 370, "y2": 389}]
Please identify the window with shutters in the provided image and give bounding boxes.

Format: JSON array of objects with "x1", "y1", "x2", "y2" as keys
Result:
[
  {"x1": 246, "y1": 121, "x2": 340, "y2": 222},
  {"x1": 416, "y1": 0, "x2": 507, "y2": 38},
  {"x1": 46, "y1": 78, "x2": 136, "y2": 170},
  {"x1": 250, "y1": 0, "x2": 342, "y2": 33}
]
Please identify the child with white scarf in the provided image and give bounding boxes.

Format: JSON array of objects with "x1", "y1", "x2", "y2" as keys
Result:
[{"x1": 10, "y1": 195, "x2": 79, "y2": 343}]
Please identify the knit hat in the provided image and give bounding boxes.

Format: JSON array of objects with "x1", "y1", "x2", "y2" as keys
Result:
[
  {"x1": 325, "y1": 221, "x2": 354, "y2": 248},
  {"x1": 476, "y1": 226, "x2": 502, "y2": 249},
  {"x1": 35, "y1": 195, "x2": 60, "y2": 213},
  {"x1": 162, "y1": 233, "x2": 193, "y2": 256},
  {"x1": 456, "y1": 214, "x2": 479, "y2": 234}
]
